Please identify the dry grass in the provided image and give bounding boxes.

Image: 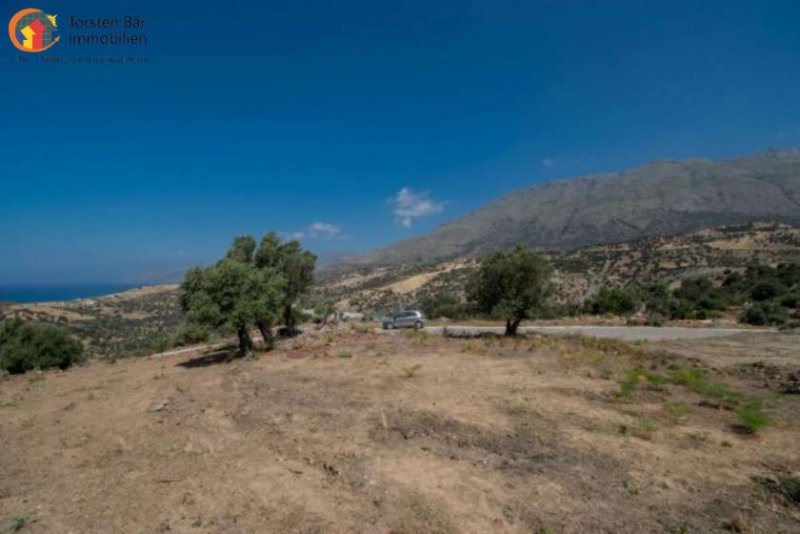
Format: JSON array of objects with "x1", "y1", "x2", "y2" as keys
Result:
[{"x1": 0, "y1": 330, "x2": 798, "y2": 532}]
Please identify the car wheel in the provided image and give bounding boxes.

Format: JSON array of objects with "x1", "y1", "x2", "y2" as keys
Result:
[{"x1": 414, "y1": 321, "x2": 423, "y2": 330}]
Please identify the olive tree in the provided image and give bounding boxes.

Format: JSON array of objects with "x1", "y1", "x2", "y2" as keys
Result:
[
  {"x1": 226, "y1": 235, "x2": 257, "y2": 264},
  {"x1": 467, "y1": 246, "x2": 553, "y2": 336},
  {"x1": 202, "y1": 232, "x2": 317, "y2": 345},
  {"x1": 254, "y1": 232, "x2": 316, "y2": 336},
  {"x1": 180, "y1": 258, "x2": 285, "y2": 356}
]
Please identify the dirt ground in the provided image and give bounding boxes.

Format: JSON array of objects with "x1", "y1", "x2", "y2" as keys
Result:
[{"x1": 1, "y1": 328, "x2": 798, "y2": 533}]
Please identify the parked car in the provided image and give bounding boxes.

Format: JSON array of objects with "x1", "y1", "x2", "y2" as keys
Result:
[{"x1": 382, "y1": 310, "x2": 425, "y2": 330}]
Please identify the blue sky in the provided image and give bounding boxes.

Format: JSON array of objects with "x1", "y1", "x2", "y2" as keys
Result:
[{"x1": 2, "y1": 0, "x2": 800, "y2": 284}]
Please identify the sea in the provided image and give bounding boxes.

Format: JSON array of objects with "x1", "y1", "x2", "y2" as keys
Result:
[{"x1": 0, "y1": 283, "x2": 141, "y2": 304}]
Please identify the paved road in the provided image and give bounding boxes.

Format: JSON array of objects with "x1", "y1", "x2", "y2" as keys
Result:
[
  {"x1": 417, "y1": 325, "x2": 764, "y2": 341},
  {"x1": 151, "y1": 325, "x2": 765, "y2": 360}
]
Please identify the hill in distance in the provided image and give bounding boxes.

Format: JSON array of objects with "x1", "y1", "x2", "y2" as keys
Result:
[
  {"x1": 315, "y1": 222, "x2": 800, "y2": 312},
  {"x1": 355, "y1": 149, "x2": 800, "y2": 266}
]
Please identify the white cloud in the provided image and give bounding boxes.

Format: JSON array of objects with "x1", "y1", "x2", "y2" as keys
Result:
[
  {"x1": 391, "y1": 187, "x2": 445, "y2": 228},
  {"x1": 308, "y1": 222, "x2": 342, "y2": 238},
  {"x1": 541, "y1": 157, "x2": 555, "y2": 169},
  {"x1": 288, "y1": 222, "x2": 342, "y2": 241}
]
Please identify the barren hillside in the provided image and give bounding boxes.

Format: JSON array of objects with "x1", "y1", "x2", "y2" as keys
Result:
[{"x1": 1, "y1": 329, "x2": 798, "y2": 532}]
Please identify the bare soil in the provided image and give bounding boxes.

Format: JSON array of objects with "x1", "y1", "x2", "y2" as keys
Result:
[{"x1": 1, "y1": 328, "x2": 798, "y2": 533}]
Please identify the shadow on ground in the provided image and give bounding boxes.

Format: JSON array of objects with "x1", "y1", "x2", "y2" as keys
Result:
[{"x1": 177, "y1": 349, "x2": 237, "y2": 369}]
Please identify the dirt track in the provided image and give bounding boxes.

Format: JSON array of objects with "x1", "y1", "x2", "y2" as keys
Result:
[{"x1": 1, "y1": 329, "x2": 798, "y2": 533}]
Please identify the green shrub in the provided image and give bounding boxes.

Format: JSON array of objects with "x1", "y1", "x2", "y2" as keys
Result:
[
  {"x1": 6, "y1": 515, "x2": 28, "y2": 532},
  {"x1": 673, "y1": 277, "x2": 726, "y2": 311},
  {"x1": 725, "y1": 263, "x2": 799, "y2": 310},
  {"x1": 742, "y1": 301, "x2": 788, "y2": 326},
  {"x1": 0, "y1": 319, "x2": 84, "y2": 374},
  {"x1": 736, "y1": 400, "x2": 770, "y2": 434},
  {"x1": 170, "y1": 324, "x2": 211, "y2": 347},
  {"x1": 585, "y1": 287, "x2": 637, "y2": 316},
  {"x1": 778, "y1": 476, "x2": 800, "y2": 503},
  {"x1": 779, "y1": 291, "x2": 800, "y2": 309},
  {"x1": 750, "y1": 279, "x2": 786, "y2": 302},
  {"x1": 418, "y1": 292, "x2": 472, "y2": 320},
  {"x1": 640, "y1": 283, "x2": 672, "y2": 317}
]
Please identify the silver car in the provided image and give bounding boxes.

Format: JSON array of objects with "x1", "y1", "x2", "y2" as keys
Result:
[{"x1": 382, "y1": 310, "x2": 425, "y2": 330}]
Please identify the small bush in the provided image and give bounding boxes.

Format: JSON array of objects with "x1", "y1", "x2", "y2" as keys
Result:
[
  {"x1": 585, "y1": 287, "x2": 637, "y2": 316},
  {"x1": 7, "y1": 515, "x2": 27, "y2": 532},
  {"x1": 755, "y1": 474, "x2": 800, "y2": 505},
  {"x1": 418, "y1": 292, "x2": 472, "y2": 320},
  {"x1": 778, "y1": 476, "x2": 800, "y2": 503},
  {"x1": 750, "y1": 279, "x2": 786, "y2": 302},
  {"x1": 673, "y1": 277, "x2": 726, "y2": 312},
  {"x1": 170, "y1": 324, "x2": 211, "y2": 347},
  {"x1": 736, "y1": 400, "x2": 770, "y2": 434},
  {"x1": 742, "y1": 301, "x2": 788, "y2": 326},
  {"x1": 0, "y1": 319, "x2": 84, "y2": 374}
]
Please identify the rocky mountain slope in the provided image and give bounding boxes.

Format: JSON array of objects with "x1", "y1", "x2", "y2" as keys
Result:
[{"x1": 357, "y1": 149, "x2": 800, "y2": 266}]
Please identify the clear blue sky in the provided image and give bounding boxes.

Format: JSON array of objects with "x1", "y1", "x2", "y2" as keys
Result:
[{"x1": 2, "y1": 0, "x2": 800, "y2": 284}]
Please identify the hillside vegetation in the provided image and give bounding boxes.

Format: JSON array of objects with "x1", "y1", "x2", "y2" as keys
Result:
[
  {"x1": 0, "y1": 285, "x2": 182, "y2": 360},
  {"x1": 2, "y1": 224, "x2": 799, "y2": 360},
  {"x1": 316, "y1": 222, "x2": 800, "y2": 320}
]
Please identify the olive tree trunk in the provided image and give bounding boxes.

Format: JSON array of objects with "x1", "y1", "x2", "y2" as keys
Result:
[
  {"x1": 256, "y1": 320, "x2": 274, "y2": 350},
  {"x1": 237, "y1": 325, "x2": 254, "y2": 357},
  {"x1": 504, "y1": 318, "x2": 522, "y2": 337},
  {"x1": 283, "y1": 305, "x2": 298, "y2": 336}
]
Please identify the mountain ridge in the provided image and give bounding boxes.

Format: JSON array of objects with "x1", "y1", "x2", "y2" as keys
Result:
[{"x1": 352, "y1": 148, "x2": 800, "y2": 266}]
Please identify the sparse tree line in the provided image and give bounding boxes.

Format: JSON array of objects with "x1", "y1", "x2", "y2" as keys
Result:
[{"x1": 417, "y1": 260, "x2": 800, "y2": 328}]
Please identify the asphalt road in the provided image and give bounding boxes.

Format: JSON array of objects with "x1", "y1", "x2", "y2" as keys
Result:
[
  {"x1": 416, "y1": 325, "x2": 763, "y2": 341},
  {"x1": 151, "y1": 324, "x2": 764, "y2": 360}
]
